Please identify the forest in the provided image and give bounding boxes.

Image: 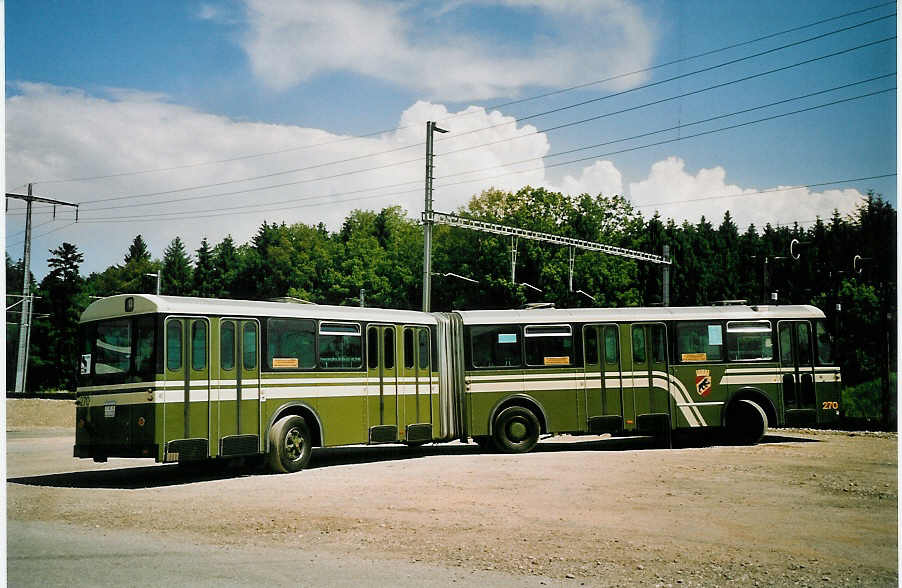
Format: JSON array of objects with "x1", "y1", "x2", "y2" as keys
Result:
[{"x1": 6, "y1": 187, "x2": 897, "y2": 424}]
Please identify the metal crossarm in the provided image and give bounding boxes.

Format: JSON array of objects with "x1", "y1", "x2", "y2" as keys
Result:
[{"x1": 422, "y1": 210, "x2": 671, "y2": 265}]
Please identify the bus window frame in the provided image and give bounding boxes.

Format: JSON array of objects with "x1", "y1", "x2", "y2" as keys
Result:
[
  {"x1": 524, "y1": 324, "x2": 573, "y2": 368},
  {"x1": 725, "y1": 320, "x2": 774, "y2": 362},
  {"x1": 675, "y1": 320, "x2": 725, "y2": 363},
  {"x1": 318, "y1": 320, "x2": 364, "y2": 371},
  {"x1": 264, "y1": 317, "x2": 317, "y2": 372},
  {"x1": 469, "y1": 325, "x2": 523, "y2": 369}
]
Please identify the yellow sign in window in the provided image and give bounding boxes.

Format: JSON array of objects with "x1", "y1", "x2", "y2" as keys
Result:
[
  {"x1": 543, "y1": 356, "x2": 570, "y2": 366},
  {"x1": 272, "y1": 357, "x2": 299, "y2": 368}
]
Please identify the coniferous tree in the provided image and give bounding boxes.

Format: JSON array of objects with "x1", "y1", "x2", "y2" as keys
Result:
[
  {"x1": 162, "y1": 237, "x2": 193, "y2": 296},
  {"x1": 192, "y1": 238, "x2": 216, "y2": 298}
]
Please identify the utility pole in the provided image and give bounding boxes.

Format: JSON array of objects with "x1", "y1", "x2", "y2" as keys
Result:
[
  {"x1": 421, "y1": 121, "x2": 448, "y2": 312},
  {"x1": 662, "y1": 244, "x2": 671, "y2": 306},
  {"x1": 6, "y1": 184, "x2": 79, "y2": 393}
]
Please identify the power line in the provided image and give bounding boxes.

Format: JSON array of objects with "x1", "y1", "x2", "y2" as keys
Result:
[
  {"x1": 477, "y1": 1, "x2": 896, "y2": 113},
  {"x1": 634, "y1": 174, "x2": 896, "y2": 209},
  {"x1": 437, "y1": 16, "x2": 896, "y2": 143},
  {"x1": 71, "y1": 84, "x2": 894, "y2": 223},
  {"x1": 434, "y1": 87, "x2": 895, "y2": 191},
  {"x1": 68, "y1": 19, "x2": 896, "y2": 207},
  {"x1": 28, "y1": 2, "x2": 894, "y2": 187},
  {"x1": 434, "y1": 81, "x2": 896, "y2": 185},
  {"x1": 439, "y1": 54, "x2": 897, "y2": 159},
  {"x1": 74, "y1": 35, "x2": 896, "y2": 214},
  {"x1": 7, "y1": 221, "x2": 78, "y2": 249}
]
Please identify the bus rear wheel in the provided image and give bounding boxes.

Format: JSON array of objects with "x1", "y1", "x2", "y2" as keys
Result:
[
  {"x1": 493, "y1": 406, "x2": 540, "y2": 454},
  {"x1": 726, "y1": 399, "x2": 768, "y2": 445},
  {"x1": 268, "y1": 415, "x2": 313, "y2": 473}
]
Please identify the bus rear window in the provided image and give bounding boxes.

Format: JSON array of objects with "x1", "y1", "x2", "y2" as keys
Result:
[
  {"x1": 79, "y1": 315, "x2": 158, "y2": 385},
  {"x1": 95, "y1": 319, "x2": 131, "y2": 374},
  {"x1": 815, "y1": 320, "x2": 833, "y2": 365}
]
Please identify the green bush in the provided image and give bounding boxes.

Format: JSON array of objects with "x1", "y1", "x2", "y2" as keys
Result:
[{"x1": 842, "y1": 373, "x2": 897, "y2": 420}]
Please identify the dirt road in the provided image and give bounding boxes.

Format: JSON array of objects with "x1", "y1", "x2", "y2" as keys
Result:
[{"x1": 5, "y1": 401, "x2": 898, "y2": 587}]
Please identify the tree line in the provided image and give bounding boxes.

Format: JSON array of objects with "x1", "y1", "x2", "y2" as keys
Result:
[{"x1": 6, "y1": 187, "x2": 896, "y2": 422}]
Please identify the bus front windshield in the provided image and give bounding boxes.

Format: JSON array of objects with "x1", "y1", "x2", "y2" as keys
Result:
[{"x1": 79, "y1": 315, "x2": 157, "y2": 386}]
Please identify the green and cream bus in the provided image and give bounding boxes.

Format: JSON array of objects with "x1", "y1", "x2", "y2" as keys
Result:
[{"x1": 75, "y1": 295, "x2": 840, "y2": 472}]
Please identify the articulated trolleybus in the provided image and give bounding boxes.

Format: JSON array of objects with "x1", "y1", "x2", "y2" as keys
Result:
[{"x1": 75, "y1": 295, "x2": 840, "y2": 472}]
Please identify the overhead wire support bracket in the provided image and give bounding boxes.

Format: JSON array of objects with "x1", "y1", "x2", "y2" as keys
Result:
[{"x1": 422, "y1": 210, "x2": 671, "y2": 265}]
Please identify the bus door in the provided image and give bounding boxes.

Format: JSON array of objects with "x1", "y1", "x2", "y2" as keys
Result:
[
  {"x1": 778, "y1": 320, "x2": 817, "y2": 426},
  {"x1": 217, "y1": 319, "x2": 261, "y2": 457},
  {"x1": 401, "y1": 326, "x2": 434, "y2": 443},
  {"x1": 629, "y1": 323, "x2": 672, "y2": 435},
  {"x1": 163, "y1": 317, "x2": 211, "y2": 461},
  {"x1": 367, "y1": 325, "x2": 398, "y2": 443},
  {"x1": 583, "y1": 324, "x2": 624, "y2": 435}
]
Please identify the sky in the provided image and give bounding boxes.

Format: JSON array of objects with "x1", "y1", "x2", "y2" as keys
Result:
[{"x1": 4, "y1": 0, "x2": 897, "y2": 279}]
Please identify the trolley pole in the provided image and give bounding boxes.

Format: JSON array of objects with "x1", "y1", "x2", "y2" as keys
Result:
[
  {"x1": 6, "y1": 184, "x2": 78, "y2": 393},
  {"x1": 422, "y1": 121, "x2": 447, "y2": 312}
]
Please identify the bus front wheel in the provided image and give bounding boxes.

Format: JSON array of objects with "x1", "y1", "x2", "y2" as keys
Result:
[
  {"x1": 268, "y1": 415, "x2": 313, "y2": 473},
  {"x1": 493, "y1": 406, "x2": 540, "y2": 454}
]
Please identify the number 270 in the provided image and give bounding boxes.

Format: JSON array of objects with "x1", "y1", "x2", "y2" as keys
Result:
[{"x1": 822, "y1": 401, "x2": 839, "y2": 410}]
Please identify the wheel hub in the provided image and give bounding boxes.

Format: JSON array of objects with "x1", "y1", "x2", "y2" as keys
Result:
[
  {"x1": 508, "y1": 420, "x2": 528, "y2": 441},
  {"x1": 285, "y1": 428, "x2": 305, "y2": 461}
]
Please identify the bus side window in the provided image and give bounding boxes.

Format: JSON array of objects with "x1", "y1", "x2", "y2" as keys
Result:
[
  {"x1": 651, "y1": 325, "x2": 667, "y2": 363},
  {"x1": 404, "y1": 328, "x2": 415, "y2": 369},
  {"x1": 418, "y1": 329, "x2": 429, "y2": 370},
  {"x1": 631, "y1": 326, "x2": 646, "y2": 364},
  {"x1": 471, "y1": 326, "x2": 521, "y2": 368},
  {"x1": 584, "y1": 327, "x2": 598, "y2": 365},
  {"x1": 221, "y1": 321, "x2": 235, "y2": 370},
  {"x1": 676, "y1": 322, "x2": 723, "y2": 362},
  {"x1": 167, "y1": 320, "x2": 182, "y2": 371},
  {"x1": 383, "y1": 329, "x2": 395, "y2": 370},
  {"x1": 243, "y1": 323, "x2": 258, "y2": 370},
  {"x1": 604, "y1": 326, "x2": 619, "y2": 364},
  {"x1": 367, "y1": 328, "x2": 378, "y2": 369},
  {"x1": 191, "y1": 321, "x2": 207, "y2": 371}
]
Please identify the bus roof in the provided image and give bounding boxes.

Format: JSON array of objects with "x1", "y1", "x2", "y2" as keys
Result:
[
  {"x1": 80, "y1": 294, "x2": 437, "y2": 325},
  {"x1": 452, "y1": 305, "x2": 826, "y2": 325}
]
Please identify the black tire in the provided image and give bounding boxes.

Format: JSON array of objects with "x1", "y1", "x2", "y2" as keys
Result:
[
  {"x1": 268, "y1": 415, "x2": 313, "y2": 473},
  {"x1": 726, "y1": 399, "x2": 768, "y2": 445},
  {"x1": 473, "y1": 436, "x2": 496, "y2": 452},
  {"x1": 492, "y1": 406, "x2": 541, "y2": 454}
]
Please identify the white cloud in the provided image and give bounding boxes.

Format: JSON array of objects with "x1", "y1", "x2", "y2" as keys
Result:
[
  {"x1": 5, "y1": 84, "x2": 550, "y2": 277},
  {"x1": 6, "y1": 84, "x2": 868, "y2": 280},
  {"x1": 626, "y1": 156, "x2": 866, "y2": 228},
  {"x1": 240, "y1": 0, "x2": 655, "y2": 99},
  {"x1": 556, "y1": 160, "x2": 622, "y2": 197}
]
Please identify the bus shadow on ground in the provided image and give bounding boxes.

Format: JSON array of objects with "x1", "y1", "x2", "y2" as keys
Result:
[{"x1": 7, "y1": 431, "x2": 817, "y2": 490}]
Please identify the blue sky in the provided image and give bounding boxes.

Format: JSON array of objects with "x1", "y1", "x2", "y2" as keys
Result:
[{"x1": 5, "y1": 0, "x2": 897, "y2": 277}]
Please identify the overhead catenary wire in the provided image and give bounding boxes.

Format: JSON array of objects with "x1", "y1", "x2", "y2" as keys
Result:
[
  {"x1": 634, "y1": 173, "x2": 896, "y2": 209},
  {"x1": 73, "y1": 34, "x2": 896, "y2": 212},
  {"x1": 432, "y1": 87, "x2": 895, "y2": 191},
  {"x1": 435, "y1": 15, "x2": 896, "y2": 142},
  {"x1": 73, "y1": 80, "x2": 893, "y2": 222},
  {"x1": 67, "y1": 19, "x2": 896, "y2": 208},
  {"x1": 79, "y1": 72, "x2": 896, "y2": 215},
  {"x1": 27, "y1": 2, "x2": 894, "y2": 187}
]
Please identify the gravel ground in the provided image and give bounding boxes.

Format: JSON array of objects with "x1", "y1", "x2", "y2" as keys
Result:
[{"x1": 6, "y1": 400, "x2": 899, "y2": 587}]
